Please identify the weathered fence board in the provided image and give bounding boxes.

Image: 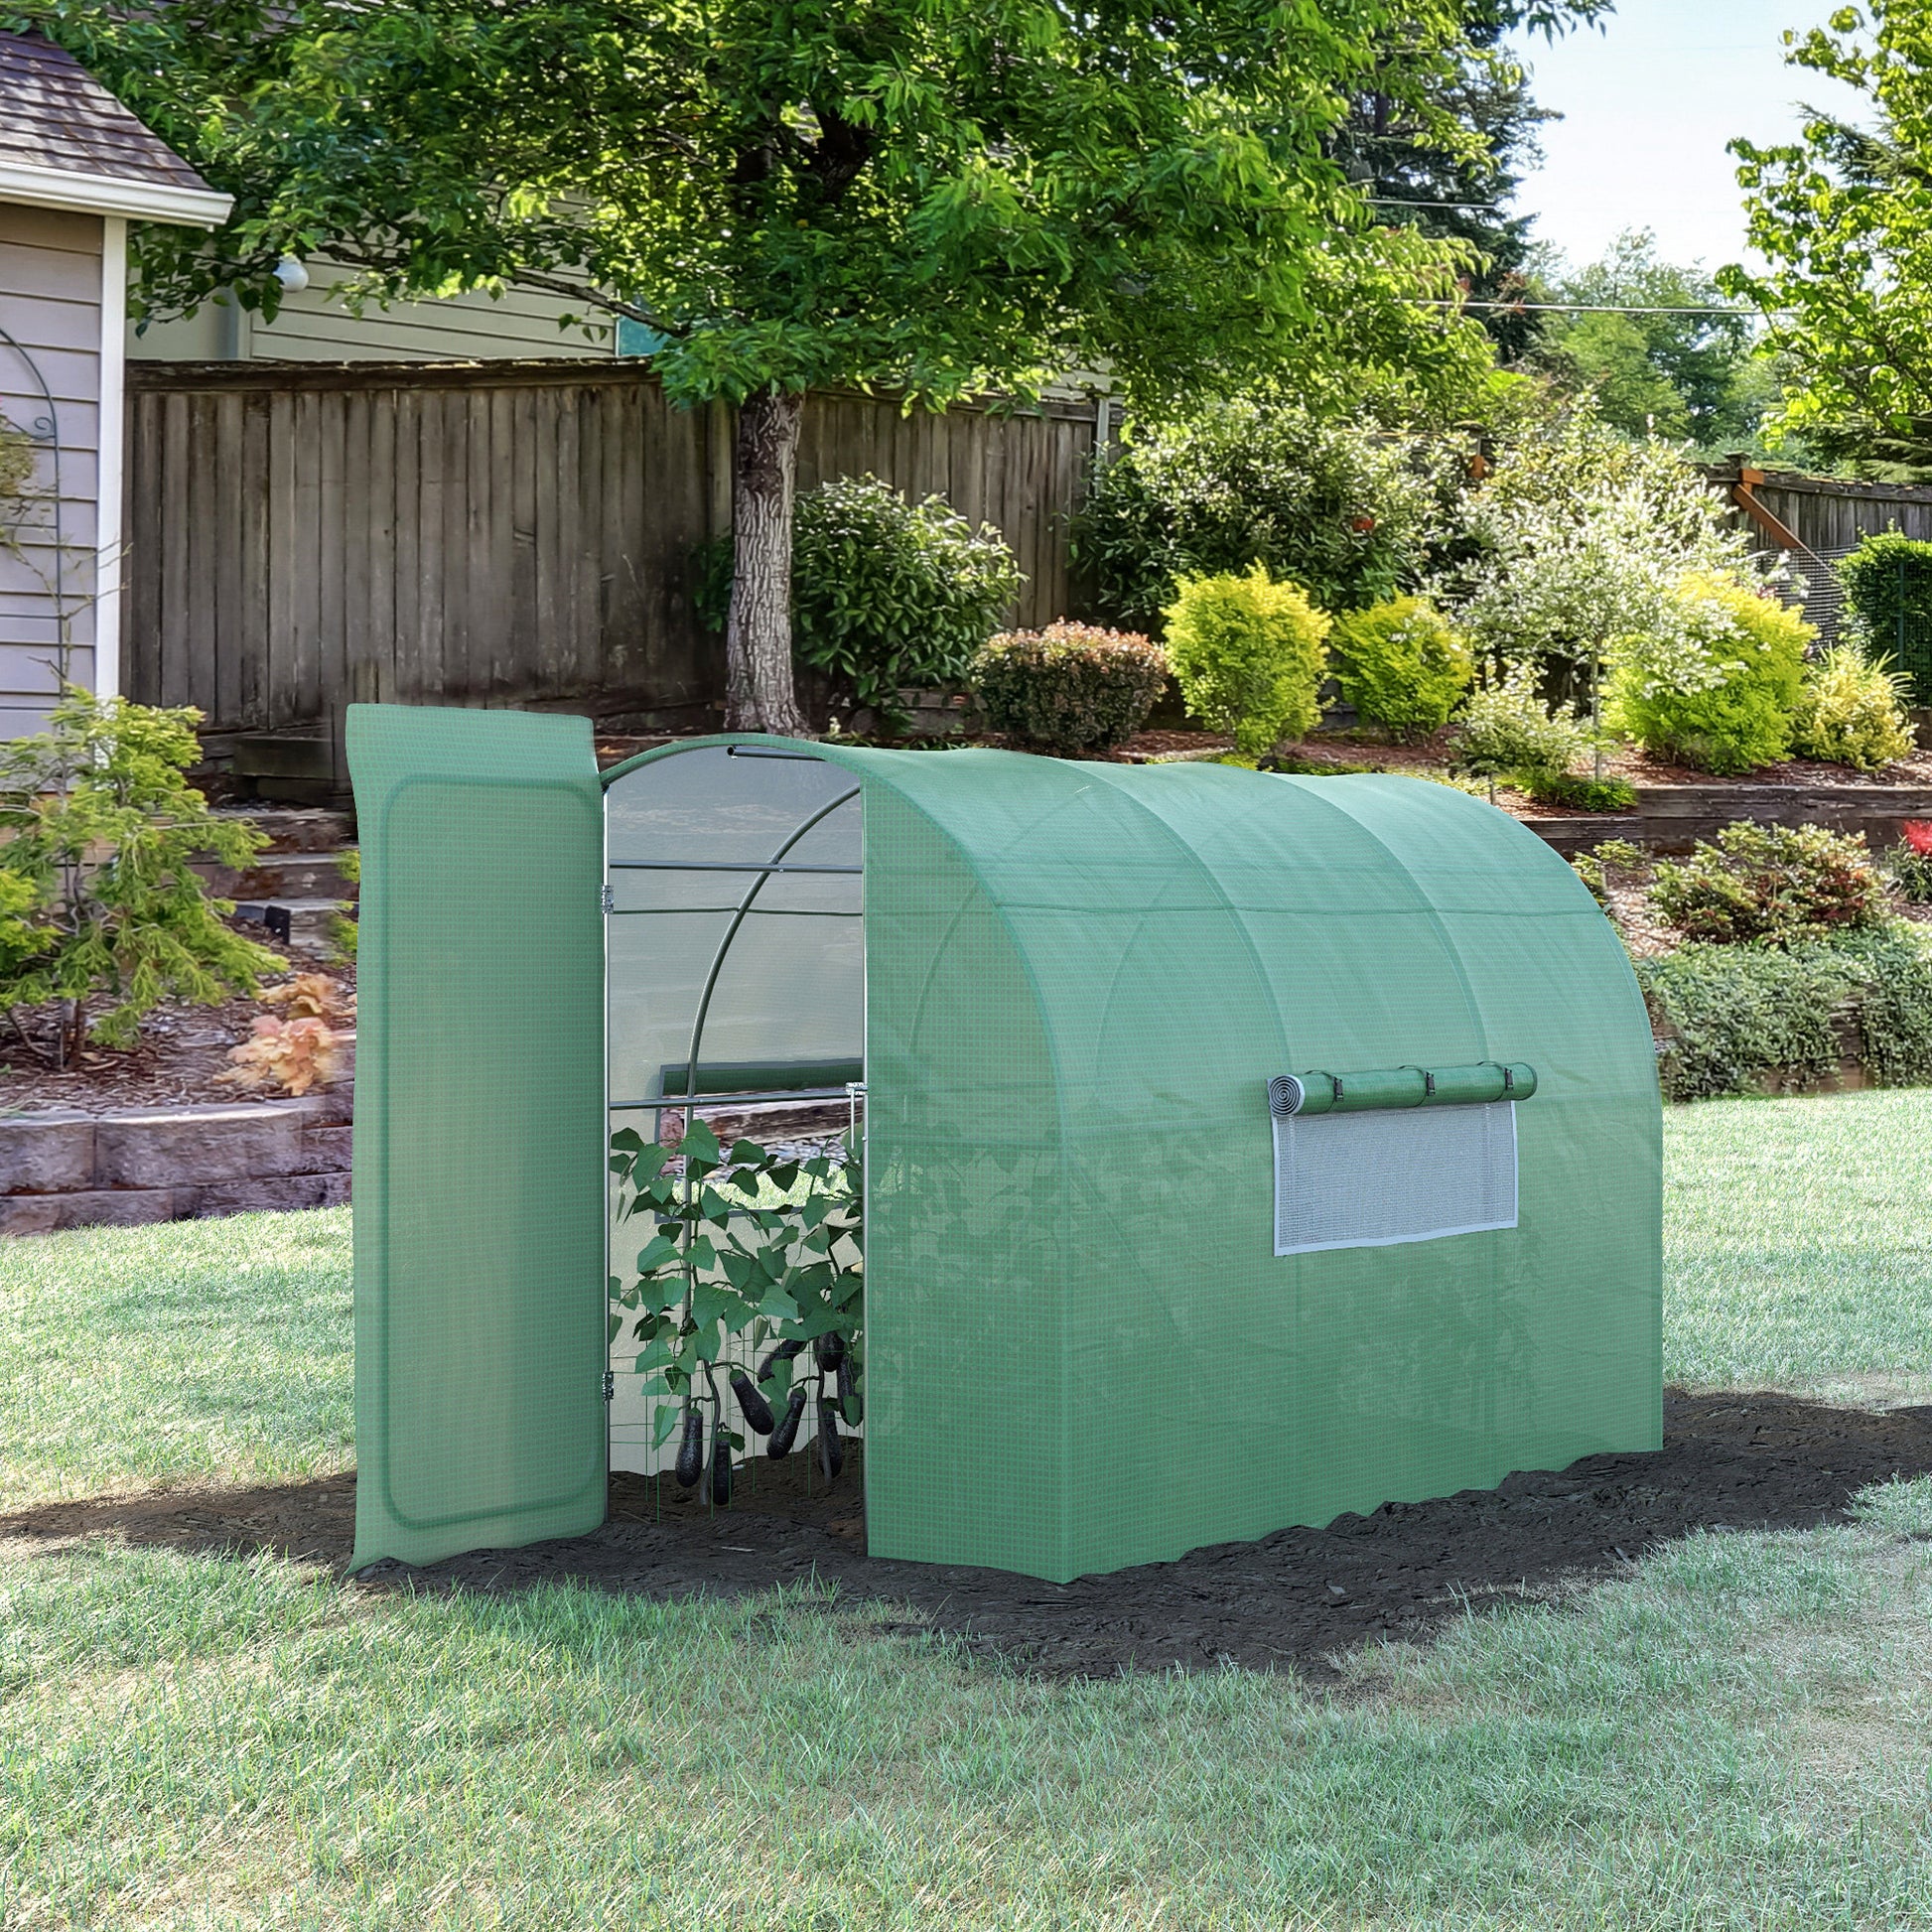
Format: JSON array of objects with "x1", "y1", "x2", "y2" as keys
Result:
[{"x1": 122, "y1": 359, "x2": 1102, "y2": 788}]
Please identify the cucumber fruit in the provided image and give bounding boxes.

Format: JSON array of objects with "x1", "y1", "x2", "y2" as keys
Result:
[
  {"x1": 673, "y1": 1406, "x2": 705, "y2": 1488},
  {"x1": 711, "y1": 1435, "x2": 734, "y2": 1506},
  {"x1": 836, "y1": 1355, "x2": 859, "y2": 1424},
  {"x1": 815, "y1": 1331, "x2": 847, "y2": 1371}
]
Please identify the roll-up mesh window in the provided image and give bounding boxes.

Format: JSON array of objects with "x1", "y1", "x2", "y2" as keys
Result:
[{"x1": 1272, "y1": 1103, "x2": 1519, "y2": 1256}]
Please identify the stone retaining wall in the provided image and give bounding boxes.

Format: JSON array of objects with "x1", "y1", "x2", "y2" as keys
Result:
[
  {"x1": 0, "y1": 1089, "x2": 351, "y2": 1234},
  {"x1": 1522, "y1": 782, "x2": 1932, "y2": 856}
]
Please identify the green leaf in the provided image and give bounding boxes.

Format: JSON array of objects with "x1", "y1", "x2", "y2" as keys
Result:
[
  {"x1": 681, "y1": 1118, "x2": 722, "y2": 1165},
  {"x1": 651, "y1": 1405, "x2": 681, "y2": 1449}
]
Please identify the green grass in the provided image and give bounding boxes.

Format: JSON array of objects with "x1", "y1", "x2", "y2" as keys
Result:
[
  {"x1": 0, "y1": 1207, "x2": 352, "y2": 1508},
  {"x1": 3, "y1": 1095, "x2": 1932, "y2": 1927},
  {"x1": 1664, "y1": 1088, "x2": 1932, "y2": 1404}
]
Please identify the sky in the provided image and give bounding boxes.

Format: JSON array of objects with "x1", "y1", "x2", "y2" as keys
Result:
[{"x1": 1508, "y1": 0, "x2": 1872, "y2": 275}]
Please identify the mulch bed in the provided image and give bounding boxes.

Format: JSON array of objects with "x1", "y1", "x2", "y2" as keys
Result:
[
  {"x1": 8, "y1": 1390, "x2": 1928, "y2": 1681},
  {"x1": 0, "y1": 949, "x2": 354, "y2": 1116}
]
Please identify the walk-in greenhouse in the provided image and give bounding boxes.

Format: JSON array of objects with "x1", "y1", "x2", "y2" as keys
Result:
[{"x1": 347, "y1": 705, "x2": 1661, "y2": 1585}]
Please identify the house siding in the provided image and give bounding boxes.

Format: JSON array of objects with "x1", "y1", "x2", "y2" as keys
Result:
[
  {"x1": 128, "y1": 265, "x2": 611, "y2": 364},
  {"x1": 0, "y1": 199, "x2": 99, "y2": 735}
]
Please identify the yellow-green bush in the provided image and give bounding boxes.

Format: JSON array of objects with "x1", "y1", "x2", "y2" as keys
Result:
[
  {"x1": 1327, "y1": 595, "x2": 1473, "y2": 739},
  {"x1": 1606, "y1": 574, "x2": 1808, "y2": 775},
  {"x1": 1790, "y1": 640, "x2": 1915, "y2": 771},
  {"x1": 1162, "y1": 566, "x2": 1330, "y2": 757}
]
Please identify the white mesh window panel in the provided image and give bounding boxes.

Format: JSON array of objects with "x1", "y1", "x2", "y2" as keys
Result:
[{"x1": 1273, "y1": 1104, "x2": 1518, "y2": 1257}]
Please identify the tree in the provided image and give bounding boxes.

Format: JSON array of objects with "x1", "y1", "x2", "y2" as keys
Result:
[
  {"x1": 1528, "y1": 230, "x2": 1766, "y2": 450},
  {"x1": 1331, "y1": 1, "x2": 1612, "y2": 360},
  {"x1": 1724, "y1": 0, "x2": 1932, "y2": 479},
  {"x1": 32, "y1": 0, "x2": 1496, "y2": 734}
]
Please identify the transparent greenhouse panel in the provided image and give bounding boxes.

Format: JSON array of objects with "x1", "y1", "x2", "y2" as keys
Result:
[{"x1": 604, "y1": 743, "x2": 866, "y2": 1478}]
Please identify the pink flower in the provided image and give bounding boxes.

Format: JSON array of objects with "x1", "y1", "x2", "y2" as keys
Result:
[{"x1": 1902, "y1": 820, "x2": 1932, "y2": 856}]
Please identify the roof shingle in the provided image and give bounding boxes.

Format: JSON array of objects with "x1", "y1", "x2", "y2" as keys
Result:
[{"x1": 0, "y1": 30, "x2": 214, "y2": 196}]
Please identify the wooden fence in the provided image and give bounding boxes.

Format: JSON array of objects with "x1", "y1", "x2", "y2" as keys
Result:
[
  {"x1": 121, "y1": 359, "x2": 1105, "y2": 789},
  {"x1": 1705, "y1": 461, "x2": 1932, "y2": 558}
]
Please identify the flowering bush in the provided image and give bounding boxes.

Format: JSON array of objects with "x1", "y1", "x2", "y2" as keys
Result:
[
  {"x1": 1326, "y1": 596, "x2": 1473, "y2": 738},
  {"x1": 1605, "y1": 574, "x2": 1809, "y2": 774},
  {"x1": 971, "y1": 621, "x2": 1169, "y2": 753},
  {"x1": 1649, "y1": 822, "x2": 1888, "y2": 945},
  {"x1": 1450, "y1": 404, "x2": 1755, "y2": 697}
]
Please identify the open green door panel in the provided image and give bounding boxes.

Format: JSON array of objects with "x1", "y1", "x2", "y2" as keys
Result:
[{"x1": 347, "y1": 705, "x2": 607, "y2": 1571}]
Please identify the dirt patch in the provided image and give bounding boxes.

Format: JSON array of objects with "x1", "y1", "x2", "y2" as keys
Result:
[{"x1": 9, "y1": 1392, "x2": 1930, "y2": 1680}]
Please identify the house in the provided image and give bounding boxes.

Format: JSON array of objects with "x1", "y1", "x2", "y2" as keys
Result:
[{"x1": 0, "y1": 30, "x2": 228, "y2": 735}]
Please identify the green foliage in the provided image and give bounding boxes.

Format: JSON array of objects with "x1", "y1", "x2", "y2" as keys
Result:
[
  {"x1": 328, "y1": 849, "x2": 360, "y2": 964},
  {"x1": 1882, "y1": 823, "x2": 1932, "y2": 904},
  {"x1": 1639, "y1": 924, "x2": 1932, "y2": 1101},
  {"x1": 0, "y1": 688, "x2": 278, "y2": 1064},
  {"x1": 1606, "y1": 574, "x2": 1809, "y2": 775},
  {"x1": 1569, "y1": 837, "x2": 1647, "y2": 904},
  {"x1": 38, "y1": 0, "x2": 1491, "y2": 423},
  {"x1": 970, "y1": 622, "x2": 1169, "y2": 754},
  {"x1": 1520, "y1": 770, "x2": 1638, "y2": 812},
  {"x1": 1649, "y1": 822, "x2": 1889, "y2": 947},
  {"x1": 1163, "y1": 568, "x2": 1330, "y2": 759},
  {"x1": 1836, "y1": 532, "x2": 1932, "y2": 707},
  {"x1": 1725, "y1": 1, "x2": 1932, "y2": 480},
  {"x1": 698, "y1": 478, "x2": 1022, "y2": 726},
  {"x1": 1451, "y1": 401, "x2": 1755, "y2": 695},
  {"x1": 1450, "y1": 668, "x2": 1588, "y2": 775},
  {"x1": 608, "y1": 1123, "x2": 862, "y2": 1474},
  {"x1": 1071, "y1": 401, "x2": 1465, "y2": 632},
  {"x1": 1327, "y1": 595, "x2": 1473, "y2": 738},
  {"x1": 1527, "y1": 230, "x2": 1766, "y2": 451},
  {"x1": 1791, "y1": 640, "x2": 1916, "y2": 771}
]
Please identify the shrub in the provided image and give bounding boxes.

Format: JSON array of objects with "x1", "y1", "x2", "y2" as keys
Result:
[
  {"x1": 1450, "y1": 669, "x2": 1588, "y2": 776},
  {"x1": 1789, "y1": 640, "x2": 1916, "y2": 771},
  {"x1": 0, "y1": 688, "x2": 279, "y2": 1065},
  {"x1": 1162, "y1": 567, "x2": 1330, "y2": 758},
  {"x1": 1638, "y1": 924, "x2": 1932, "y2": 1100},
  {"x1": 1648, "y1": 821, "x2": 1888, "y2": 945},
  {"x1": 1327, "y1": 596, "x2": 1474, "y2": 739},
  {"x1": 1570, "y1": 837, "x2": 1647, "y2": 905},
  {"x1": 1605, "y1": 573, "x2": 1808, "y2": 774},
  {"x1": 1882, "y1": 819, "x2": 1932, "y2": 903},
  {"x1": 695, "y1": 476, "x2": 1023, "y2": 727},
  {"x1": 1070, "y1": 399, "x2": 1461, "y2": 629},
  {"x1": 971, "y1": 622, "x2": 1169, "y2": 753},
  {"x1": 1838, "y1": 530, "x2": 1932, "y2": 706},
  {"x1": 1519, "y1": 770, "x2": 1638, "y2": 811}
]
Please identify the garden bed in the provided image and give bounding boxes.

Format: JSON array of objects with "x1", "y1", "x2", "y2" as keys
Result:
[{"x1": 12, "y1": 1389, "x2": 1926, "y2": 1680}]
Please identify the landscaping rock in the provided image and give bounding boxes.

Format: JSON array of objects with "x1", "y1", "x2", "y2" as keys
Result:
[
  {"x1": 0, "y1": 1187, "x2": 180, "y2": 1234},
  {"x1": 0, "y1": 1112, "x2": 97, "y2": 1192},
  {"x1": 92, "y1": 1103, "x2": 309, "y2": 1187}
]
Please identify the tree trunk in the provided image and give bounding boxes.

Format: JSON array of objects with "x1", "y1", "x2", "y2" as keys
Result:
[{"x1": 723, "y1": 389, "x2": 811, "y2": 736}]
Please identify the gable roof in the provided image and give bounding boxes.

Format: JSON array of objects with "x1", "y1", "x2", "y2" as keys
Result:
[{"x1": 0, "y1": 31, "x2": 231, "y2": 226}]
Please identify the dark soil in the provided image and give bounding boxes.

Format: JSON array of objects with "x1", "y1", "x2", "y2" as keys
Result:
[{"x1": 8, "y1": 1391, "x2": 1929, "y2": 1681}]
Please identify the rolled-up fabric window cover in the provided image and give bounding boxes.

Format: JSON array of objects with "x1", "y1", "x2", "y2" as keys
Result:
[{"x1": 1268, "y1": 1061, "x2": 1537, "y2": 1118}]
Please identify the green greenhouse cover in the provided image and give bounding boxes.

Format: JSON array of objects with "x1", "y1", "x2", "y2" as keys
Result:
[{"x1": 352, "y1": 711, "x2": 1662, "y2": 1584}]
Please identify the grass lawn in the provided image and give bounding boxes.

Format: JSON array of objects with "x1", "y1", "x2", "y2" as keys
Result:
[{"x1": 1, "y1": 1092, "x2": 1930, "y2": 1928}]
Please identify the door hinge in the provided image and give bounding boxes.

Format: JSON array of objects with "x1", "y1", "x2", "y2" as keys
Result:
[
  {"x1": 603, "y1": 1369, "x2": 615, "y2": 1403},
  {"x1": 600, "y1": 883, "x2": 614, "y2": 914}
]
